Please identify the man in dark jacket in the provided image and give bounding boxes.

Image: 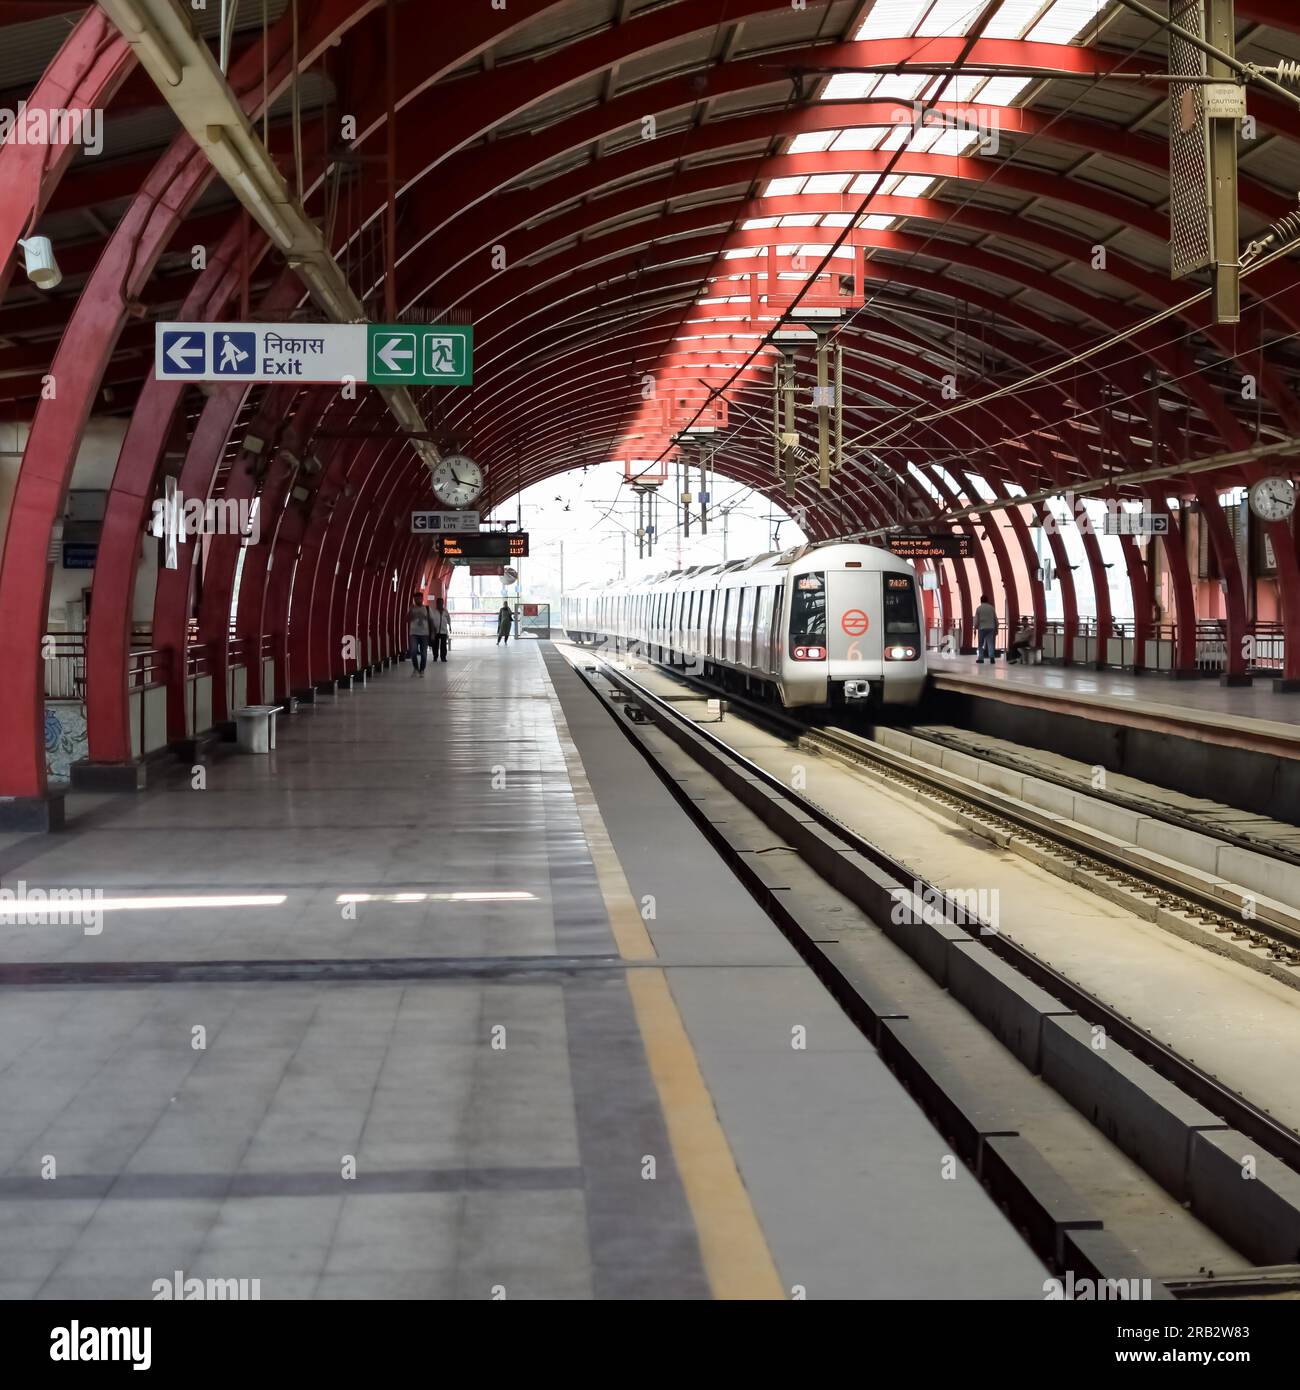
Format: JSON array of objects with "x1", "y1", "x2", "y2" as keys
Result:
[{"x1": 496, "y1": 603, "x2": 514, "y2": 646}]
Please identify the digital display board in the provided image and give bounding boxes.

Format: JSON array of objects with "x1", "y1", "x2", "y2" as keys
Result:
[
  {"x1": 886, "y1": 533, "x2": 974, "y2": 560},
  {"x1": 436, "y1": 532, "x2": 529, "y2": 560}
]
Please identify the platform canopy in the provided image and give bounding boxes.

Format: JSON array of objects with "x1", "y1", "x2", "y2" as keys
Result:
[{"x1": 3, "y1": 0, "x2": 1300, "y2": 803}]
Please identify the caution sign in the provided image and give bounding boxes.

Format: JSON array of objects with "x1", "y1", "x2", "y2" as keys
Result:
[{"x1": 842, "y1": 609, "x2": 870, "y2": 637}]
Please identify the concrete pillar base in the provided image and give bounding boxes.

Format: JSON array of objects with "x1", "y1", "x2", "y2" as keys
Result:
[
  {"x1": 69, "y1": 759, "x2": 147, "y2": 793},
  {"x1": 294, "y1": 687, "x2": 316, "y2": 705},
  {"x1": 1219, "y1": 672, "x2": 1253, "y2": 688},
  {"x1": 0, "y1": 791, "x2": 66, "y2": 831},
  {"x1": 315, "y1": 680, "x2": 336, "y2": 696},
  {"x1": 1169, "y1": 668, "x2": 1203, "y2": 680},
  {"x1": 215, "y1": 720, "x2": 239, "y2": 743},
  {"x1": 1272, "y1": 677, "x2": 1300, "y2": 694}
]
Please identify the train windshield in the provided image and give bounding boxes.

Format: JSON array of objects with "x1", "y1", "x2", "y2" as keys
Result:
[
  {"x1": 790, "y1": 571, "x2": 826, "y2": 645},
  {"x1": 884, "y1": 574, "x2": 920, "y2": 635}
]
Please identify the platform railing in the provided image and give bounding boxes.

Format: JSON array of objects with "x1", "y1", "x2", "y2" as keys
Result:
[
  {"x1": 1247, "y1": 622, "x2": 1285, "y2": 673},
  {"x1": 128, "y1": 648, "x2": 170, "y2": 761},
  {"x1": 444, "y1": 605, "x2": 551, "y2": 640},
  {"x1": 43, "y1": 634, "x2": 85, "y2": 699},
  {"x1": 185, "y1": 643, "x2": 212, "y2": 740}
]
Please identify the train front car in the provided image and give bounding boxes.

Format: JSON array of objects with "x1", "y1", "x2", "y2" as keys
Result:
[{"x1": 780, "y1": 544, "x2": 926, "y2": 709}]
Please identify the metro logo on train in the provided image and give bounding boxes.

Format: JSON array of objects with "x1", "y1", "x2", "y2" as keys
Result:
[{"x1": 562, "y1": 541, "x2": 926, "y2": 711}]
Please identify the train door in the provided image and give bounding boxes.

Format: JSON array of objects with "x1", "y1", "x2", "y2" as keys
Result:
[
  {"x1": 770, "y1": 584, "x2": 785, "y2": 671},
  {"x1": 827, "y1": 568, "x2": 883, "y2": 672}
]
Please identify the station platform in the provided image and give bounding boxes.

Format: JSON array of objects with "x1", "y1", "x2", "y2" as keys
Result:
[
  {"x1": 0, "y1": 639, "x2": 1044, "y2": 1301},
  {"x1": 926, "y1": 656, "x2": 1300, "y2": 825}
]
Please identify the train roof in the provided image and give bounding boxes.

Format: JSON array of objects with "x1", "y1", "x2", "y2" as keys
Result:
[{"x1": 564, "y1": 541, "x2": 915, "y2": 595}]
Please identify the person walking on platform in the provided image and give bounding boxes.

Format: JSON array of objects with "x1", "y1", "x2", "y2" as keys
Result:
[
  {"x1": 496, "y1": 602, "x2": 514, "y2": 647},
  {"x1": 974, "y1": 594, "x2": 999, "y2": 665},
  {"x1": 430, "y1": 595, "x2": 452, "y2": 663},
  {"x1": 408, "y1": 594, "x2": 432, "y2": 676}
]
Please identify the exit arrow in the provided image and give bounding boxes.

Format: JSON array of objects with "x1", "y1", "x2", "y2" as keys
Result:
[
  {"x1": 166, "y1": 335, "x2": 204, "y2": 371},
  {"x1": 377, "y1": 337, "x2": 414, "y2": 373}
]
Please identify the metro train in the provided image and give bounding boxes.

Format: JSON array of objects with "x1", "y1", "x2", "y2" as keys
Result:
[{"x1": 562, "y1": 541, "x2": 928, "y2": 710}]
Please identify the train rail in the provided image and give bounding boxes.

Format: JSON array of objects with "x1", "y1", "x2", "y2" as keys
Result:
[
  {"x1": 571, "y1": 646, "x2": 1300, "y2": 1185},
  {"x1": 905, "y1": 722, "x2": 1300, "y2": 872},
  {"x1": 593, "y1": 647, "x2": 1300, "y2": 966}
]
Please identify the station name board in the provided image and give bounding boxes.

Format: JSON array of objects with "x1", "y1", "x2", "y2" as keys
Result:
[
  {"x1": 436, "y1": 532, "x2": 529, "y2": 561},
  {"x1": 886, "y1": 533, "x2": 974, "y2": 560}
]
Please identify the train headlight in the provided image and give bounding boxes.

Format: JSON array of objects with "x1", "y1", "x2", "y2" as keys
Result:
[
  {"x1": 884, "y1": 644, "x2": 918, "y2": 661},
  {"x1": 792, "y1": 645, "x2": 826, "y2": 661}
]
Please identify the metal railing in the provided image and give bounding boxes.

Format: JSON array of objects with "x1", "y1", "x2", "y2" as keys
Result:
[
  {"x1": 928, "y1": 617, "x2": 1286, "y2": 676},
  {"x1": 43, "y1": 634, "x2": 85, "y2": 699},
  {"x1": 444, "y1": 605, "x2": 551, "y2": 640}
]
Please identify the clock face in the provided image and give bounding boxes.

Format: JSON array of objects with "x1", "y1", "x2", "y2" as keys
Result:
[
  {"x1": 1249, "y1": 476, "x2": 1296, "y2": 523},
  {"x1": 431, "y1": 453, "x2": 484, "y2": 507}
]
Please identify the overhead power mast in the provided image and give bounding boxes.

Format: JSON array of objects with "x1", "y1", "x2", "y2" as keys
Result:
[
  {"x1": 1167, "y1": 0, "x2": 1241, "y2": 322},
  {"x1": 771, "y1": 334, "x2": 844, "y2": 497}
]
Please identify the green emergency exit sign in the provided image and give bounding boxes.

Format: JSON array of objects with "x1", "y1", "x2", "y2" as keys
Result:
[{"x1": 367, "y1": 324, "x2": 473, "y2": 385}]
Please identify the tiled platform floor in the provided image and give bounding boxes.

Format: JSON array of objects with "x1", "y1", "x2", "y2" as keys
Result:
[{"x1": 0, "y1": 640, "x2": 1043, "y2": 1299}]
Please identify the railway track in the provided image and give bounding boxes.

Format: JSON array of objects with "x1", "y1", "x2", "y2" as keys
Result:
[
  {"x1": 571, "y1": 645, "x2": 1300, "y2": 1188},
  {"x1": 599, "y1": 649, "x2": 1300, "y2": 967}
]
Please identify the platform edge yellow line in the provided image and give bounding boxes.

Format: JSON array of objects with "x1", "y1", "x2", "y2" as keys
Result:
[{"x1": 545, "y1": 648, "x2": 785, "y2": 1301}]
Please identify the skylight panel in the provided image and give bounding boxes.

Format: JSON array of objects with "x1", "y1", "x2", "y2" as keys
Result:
[
  {"x1": 976, "y1": 75, "x2": 1032, "y2": 106},
  {"x1": 929, "y1": 127, "x2": 980, "y2": 156},
  {"x1": 933, "y1": 74, "x2": 985, "y2": 102},
  {"x1": 893, "y1": 175, "x2": 936, "y2": 197},
  {"x1": 796, "y1": 244, "x2": 851, "y2": 260},
  {"x1": 762, "y1": 177, "x2": 806, "y2": 197},
  {"x1": 983, "y1": 0, "x2": 1049, "y2": 39},
  {"x1": 860, "y1": 214, "x2": 896, "y2": 230},
  {"x1": 804, "y1": 173, "x2": 852, "y2": 194},
  {"x1": 790, "y1": 132, "x2": 836, "y2": 153},
  {"x1": 849, "y1": 173, "x2": 883, "y2": 195},
  {"x1": 742, "y1": 217, "x2": 780, "y2": 229},
  {"x1": 1028, "y1": 0, "x2": 1107, "y2": 44},
  {"x1": 918, "y1": 0, "x2": 984, "y2": 37},
  {"x1": 824, "y1": 74, "x2": 880, "y2": 101},
  {"x1": 778, "y1": 214, "x2": 822, "y2": 226},
  {"x1": 831, "y1": 127, "x2": 887, "y2": 151},
  {"x1": 723, "y1": 248, "x2": 759, "y2": 259},
  {"x1": 905, "y1": 125, "x2": 942, "y2": 154},
  {"x1": 908, "y1": 461, "x2": 945, "y2": 503},
  {"x1": 820, "y1": 213, "x2": 854, "y2": 227},
  {"x1": 856, "y1": 0, "x2": 922, "y2": 38},
  {"x1": 873, "y1": 74, "x2": 930, "y2": 101}
]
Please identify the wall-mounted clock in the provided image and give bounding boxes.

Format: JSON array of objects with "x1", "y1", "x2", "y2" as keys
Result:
[
  {"x1": 430, "y1": 453, "x2": 484, "y2": 508},
  {"x1": 1248, "y1": 476, "x2": 1296, "y2": 523}
]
